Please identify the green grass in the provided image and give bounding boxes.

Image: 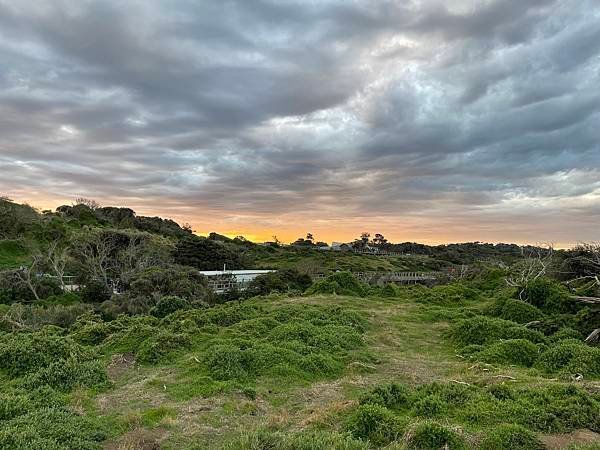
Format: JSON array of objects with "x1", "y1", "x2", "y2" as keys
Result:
[{"x1": 3, "y1": 285, "x2": 599, "y2": 449}]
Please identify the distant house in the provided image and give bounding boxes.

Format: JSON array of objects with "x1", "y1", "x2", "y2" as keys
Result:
[
  {"x1": 331, "y1": 242, "x2": 344, "y2": 251},
  {"x1": 199, "y1": 269, "x2": 275, "y2": 293}
]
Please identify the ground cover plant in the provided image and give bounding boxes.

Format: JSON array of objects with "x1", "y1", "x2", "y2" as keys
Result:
[{"x1": 446, "y1": 278, "x2": 600, "y2": 379}]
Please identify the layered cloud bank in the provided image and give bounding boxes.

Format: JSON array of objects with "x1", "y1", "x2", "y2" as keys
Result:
[{"x1": 0, "y1": 0, "x2": 599, "y2": 245}]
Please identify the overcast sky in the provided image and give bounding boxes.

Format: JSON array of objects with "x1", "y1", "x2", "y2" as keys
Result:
[{"x1": 1, "y1": 0, "x2": 599, "y2": 245}]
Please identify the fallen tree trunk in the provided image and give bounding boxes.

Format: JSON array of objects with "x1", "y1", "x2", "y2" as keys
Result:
[
  {"x1": 571, "y1": 296, "x2": 600, "y2": 305},
  {"x1": 585, "y1": 329, "x2": 600, "y2": 344}
]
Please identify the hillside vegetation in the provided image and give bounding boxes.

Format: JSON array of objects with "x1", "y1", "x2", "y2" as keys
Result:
[{"x1": 0, "y1": 198, "x2": 599, "y2": 449}]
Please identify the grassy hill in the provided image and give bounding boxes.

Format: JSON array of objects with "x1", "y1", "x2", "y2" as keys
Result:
[{"x1": 2, "y1": 284, "x2": 599, "y2": 449}]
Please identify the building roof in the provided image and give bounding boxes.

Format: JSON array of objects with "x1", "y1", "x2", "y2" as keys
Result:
[{"x1": 199, "y1": 269, "x2": 275, "y2": 276}]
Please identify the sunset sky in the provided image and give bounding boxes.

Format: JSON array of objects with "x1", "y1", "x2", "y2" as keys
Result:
[{"x1": 1, "y1": 1, "x2": 599, "y2": 246}]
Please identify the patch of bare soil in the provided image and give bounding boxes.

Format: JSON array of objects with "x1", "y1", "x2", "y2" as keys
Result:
[
  {"x1": 542, "y1": 430, "x2": 600, "y2": 449},
  {"x1": 107, "y1": 352, "x2": 137, "y2": 381},
  {"x1": 103, "y1": 428, "x2": 166, "y2": 450}
]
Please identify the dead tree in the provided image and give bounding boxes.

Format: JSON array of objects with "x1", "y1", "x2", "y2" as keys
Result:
[
  {"x1": 72, "y1": 231, "x2": 118, "y2": 288},
  {"x1": 46, "y1": 240, "x2": 69, "y2": 290},
  {"x1": 506, "y1": 244, "x2": 554, "y2": 300},
  {"x1": 565, "y1": 242, "x2": 600, "y2": 291},
  {"x1": 585, "y1": 329, "x2": 600, "y2": 345},
  {"x1": 14, "y1": 255, "x2": 43, "y2": 301}
]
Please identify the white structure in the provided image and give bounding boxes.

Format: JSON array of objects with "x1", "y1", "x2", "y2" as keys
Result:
[{"x1": 199, "y1": 269, "x2": 275, "y2": 293}]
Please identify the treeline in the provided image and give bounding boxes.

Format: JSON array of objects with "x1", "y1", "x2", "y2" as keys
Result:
[{"x1": 0, "y1": 198, "x2": 253, "y2": 316}]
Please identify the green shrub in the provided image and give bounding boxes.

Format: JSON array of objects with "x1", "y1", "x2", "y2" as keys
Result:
[
  {"x1": 0, "y1": 331, "x2": 90, "y2": 378},
  {"x1": 204, "y1": 344, "x2": 250, "y2": 380},
  {"x1": 0, "y1": 407, "x2": 106, "y2": 450},
  {"x1": 200, "y1": 303, "x2": 367, "y2": 383},
  {"x1": 21, "y1": 359, "x2": 109, "y2": 392},
  {"x1": 362, "y1": 380, "x2": 600, "y2": 435},
  {"x1": 521, "y1": 277, "x2": 573, "y2": 312},
  {"x1": 479, "y1": 424, "x2": 543, "y2": 450},
  {"x1": 202, "y1": 303, "x2": 261, "y2": 326},
  {"x1": 223, "y1": 429, "x2": 369, "y2": 450},
  {"x1": 415, "y1": 283, "x2": 480, "y2": 304},
  {"x1": 80, "y1": 279, "x2": 112, "y2": 303},
  {"x1": 247, "y1": 268, "x2": 312, "y2": 296},
  {"x1": 346, "y1": 404, "x2": 403, "y2": 446},
  {"x1": 306, "y1": 272, "x2": 367, "y2": 297},
  {"x1": 359, "y1": 383, "x2": 411, "y2": 410},
  {"x1": 536, "y1": 340, "x2": 600, "y2": 377},
  {"x1": 72, "y1": 322, "x2": 111, "y2": 345},
  {"x1": 150, "y1": 295, "x2": 190, "y2": 318},
  {"x1": 469, "y1": 268, "x2": 508, "y2": 291},
  {"x1": 270, "y1": 323, "x2": 362, "y2": 351},
  {"x1": 226, "y1": 317, "x2": 281, "y2": 338},
  {"x1": 549, "y1": 327, "x2": 583, "y2": 342},
  {"x1": 450, "y1": 316, "x2": 545, "y2": 347},
  {"x1": 477, "y1": 339, "x2": 540, "y2": 367},
  {"x1": 404, "y1": 421, "x2": 465, "y2": 449},
  {"x1": 301, "y1": 353, "x2": 342, "y2": 377},
  {"x1": 486, "y1": 298, "x2": 543, "y2": 324},
  {"x1": 487, "y1": 384, "x2": 514, "y2": 401},
  {"x1": 499, "y1": 384, "x2": 600, "y2": 433},
  {"x1": 0, "y1": 393, "x2": 31, "y2": 421},
  {"x1": 244, "y1": 343, "x2": 303, "y2": 376},
  {"x1": 39, "y1": 292, "x2": 82, "y2": 306},
  {"x1": 0, "y1": 387, "x2": 66, "y2": 421},
  {"x1": 380, "y1": 283, "x2": 403, "y2": 297},
  {"x1": 137, "y1": 331, "x2": 192, "y2": 364},
  {"x1": 99, "y1": 317, "x2": 158, "y2": 354},
  {"x1": 412, "y1": 395, "x2": 446, "y2": 417}
]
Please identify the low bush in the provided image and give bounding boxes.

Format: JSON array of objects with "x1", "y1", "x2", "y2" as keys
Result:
[
  {"x1": 414, "y1": 283, "x2": 480, "y2": 305},
  {"x1": 486, "y1": 298, "x2": 543, "y2": 324},
  {"x1": 354, "y1": 381, "x2": 600, "y2": 435},
  {"x1": 404, "y1": 421, "x2": 465, "y2": 449},
  {"x1": 359, "y1": 383, "x2": 411, "y2": 410},
  {"x1": 476, "y1": 339, "x2": 540, "y2": 367},
  {"x1": 536, "y1": 340, "x2": 600, "y2": 377},
  {"x1": 520, "y1": 277, "x2": 573, "y2": 312},
  {"x1": 223, "y1": 429, "x2": 369, "y2": 450},
  {"x1": 0, "y1": 387, "x2": 65, "y2": 421},
  {"x1": 72, "y1": 322, "x2": 111, "y2": 345},
  {"x1": 0, "y1": 302, "x2": 93, "y2": 330},
  {"x1": 20, "y1": 359, "x2": 109, "y2": 392},
  {"x1": 479, "y1": 424, "x2": 544, "y2": 450},
  {"x1": 136, "y1": 331, "x2": 192, "y2": 364},
  {"x1": 0, "y1": 331, "x2": 91, "y2": 378},
  {"x1": 379, "y1": 283, "x2": 403, "y2": 297},
  {"x1": 450, "y1": 316, "x2": 546, "y2": 347},
  {"x1": 195, "y1": 303, "x2": 367, "y2": 383},
  {"x1": 0, "y1": 407, "x2": 106, "y2": 450},
  {"x1": 99, "y1": 316, "x2": 160, "y2": 354},
  {"x1": 306, "y1": 271, "x2": 367, "y2": 297},
  {"x1": 247, "y1": 268, "x2": 312, "y2": 296},
  {"x1": 549, "y1": 327, "x2": 583, "y2": 342},
  {"x1": 346, "y1": 404, "x2": 403, "y2": 446},
  {"x1": 0, "y1": 393, "x2": 31, "y2": 421},
  {"x1": 415, "y1": 383, "x2": 476, "y2": 408},
  {"x1": 412, "y1": 394, "x2": 446, "y2": 417},
  {"x1": 150, "y1": 295, "x2": 191, "y2": 318},
  {"x1": 203, "y1": 344, "x2": 250, "y2": 380}
]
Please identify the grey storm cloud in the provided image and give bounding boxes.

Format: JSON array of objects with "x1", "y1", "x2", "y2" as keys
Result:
[{"x1": 0, "y1": 0, "x2": 599, "y2": 242}]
